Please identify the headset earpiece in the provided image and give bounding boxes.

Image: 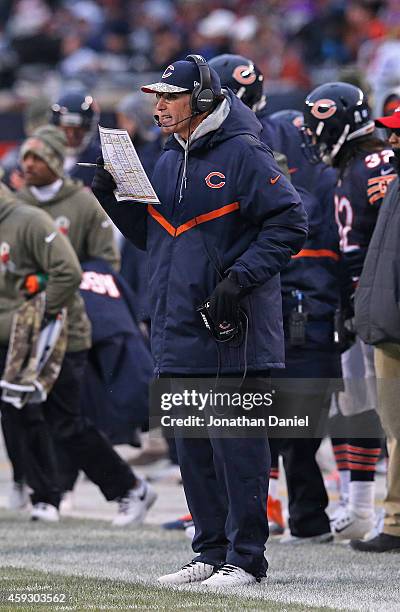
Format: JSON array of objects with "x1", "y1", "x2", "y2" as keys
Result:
[{"x1": 186, "y1": 54, "x2": 216, "y2": 114}]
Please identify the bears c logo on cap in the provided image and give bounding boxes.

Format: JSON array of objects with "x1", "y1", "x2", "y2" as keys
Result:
[
  {"x1": 162, "y1": 65, "x2": 174, "y2": 79},
  {"x1": 232, "y1": 65, "x2": 257, "y2": 86},
  {"x1": 310, "y1": 98, "x2": 337, "y2": 120}
]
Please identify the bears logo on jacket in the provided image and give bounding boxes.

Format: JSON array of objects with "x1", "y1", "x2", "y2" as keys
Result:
[{"x1": 205, "y1": 172, "x2": 225, "y2": 189}]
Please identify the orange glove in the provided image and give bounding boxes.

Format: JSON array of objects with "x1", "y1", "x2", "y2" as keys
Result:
[{"x1": 24, "y1": 273, "x2": 48, "y2": 295}]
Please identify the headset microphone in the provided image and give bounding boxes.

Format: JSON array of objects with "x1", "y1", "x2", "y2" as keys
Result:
[{"x1": 153, "y1": 113, "x2": 198, "y2": 128}]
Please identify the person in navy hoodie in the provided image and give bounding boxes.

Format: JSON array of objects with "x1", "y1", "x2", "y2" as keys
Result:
[{"x1": 92, "y1": 55, "x2": 307, "y2": 587}]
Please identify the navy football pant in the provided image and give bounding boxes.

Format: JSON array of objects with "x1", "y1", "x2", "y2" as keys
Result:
[
  {"x1": 268, "y1": 392, "x2": 331, "y2": 538},
  {"x1": 164, "y1": 372, "x2": 270, "y2": 578},
  {"x1": 270, "y1": 347, "x2": 338, "y2": 537},
  {"x1": 175, "y1": 434, "x2": 269, "y2": 577},
  {"x1": 280, "y1": 436, "x2": 330, "y2": 537}
]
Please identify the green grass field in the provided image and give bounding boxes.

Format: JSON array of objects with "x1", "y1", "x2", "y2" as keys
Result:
[
  {"x1": 0, "y1": 567, "x2": 335, "y2": 611},
  {"x1": 0, "y1": 510, "x2": 398, "y2": 612}
]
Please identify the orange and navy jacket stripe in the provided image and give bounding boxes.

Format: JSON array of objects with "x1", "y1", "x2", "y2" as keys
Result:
[
  {"x1": 147, "y1": 201, "x2": 240, "y2": 238},
  {"x1": 292, "y1": 248, "x2": 340, "y2": 261}
]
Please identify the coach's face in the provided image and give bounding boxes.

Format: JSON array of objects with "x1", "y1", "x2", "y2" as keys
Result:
[{"x1": 155, "y1": 92, "x2": 199, "y2": 139}]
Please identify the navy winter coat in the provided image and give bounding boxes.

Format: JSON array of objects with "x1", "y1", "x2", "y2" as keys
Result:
[
  {"x1": 94, "y1": 91, "x2": 307, "y2": 374},
  {"x1": 258, "y1": 111, "x2": 341, "y2": 354}
]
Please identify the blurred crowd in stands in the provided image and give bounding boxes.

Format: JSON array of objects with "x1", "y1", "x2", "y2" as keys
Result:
[{"x1": 0, "y1": 0, "x2": 399, "y2": 111}]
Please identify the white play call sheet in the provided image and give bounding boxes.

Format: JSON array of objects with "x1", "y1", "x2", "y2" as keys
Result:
[{"x1": 99, "y1": 126, "x2": 160, "y2": 204}]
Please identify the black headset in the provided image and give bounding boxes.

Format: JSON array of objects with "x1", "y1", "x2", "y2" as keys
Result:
[{"x1": 186, "y1": 54, "x2": 216, "y2": 114}]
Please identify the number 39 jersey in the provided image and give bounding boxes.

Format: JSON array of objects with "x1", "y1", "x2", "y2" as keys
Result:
[{"x1": 334, "y1": 148, "x2": 396, "y2": 284}]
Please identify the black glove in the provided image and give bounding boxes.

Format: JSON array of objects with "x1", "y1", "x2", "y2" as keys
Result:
[
  {"x1": 207, "y1": 275, "x2": 247, "y2": 327},
  {"x1": 91, "y1": 155, "x2": 116, "y2": 194}
]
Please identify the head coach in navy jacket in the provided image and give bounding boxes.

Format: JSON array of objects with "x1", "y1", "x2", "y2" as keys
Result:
[{"x1": 92, "y1": 55, "x2": 307, "y2": 586}]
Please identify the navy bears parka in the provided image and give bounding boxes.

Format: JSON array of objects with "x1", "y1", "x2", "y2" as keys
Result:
[
  {"x1": 93, "y1": 91, "x2": 308, "y2": 375},
  {"x1": 259, "y1": 110, "x2": 341, "y2": 361}
]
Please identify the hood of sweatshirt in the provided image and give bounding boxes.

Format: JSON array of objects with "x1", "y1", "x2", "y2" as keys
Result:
[{"x1": 19, "y1": 177, "x2": 84, "y2": 208}]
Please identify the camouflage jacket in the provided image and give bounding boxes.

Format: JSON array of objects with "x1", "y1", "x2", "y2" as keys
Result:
[
  {"x1": 19, "y1": 177, "x2": 120, "y2": 351},
  {"x1": 19, "y1": 178, "x2": 120, "y2": 269},
  {"x1": 0, "y1": 189, "x2": 84, "y2": 351}
]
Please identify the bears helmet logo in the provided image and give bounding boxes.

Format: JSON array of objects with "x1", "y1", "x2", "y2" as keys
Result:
[
  {"x1": 232, "y1": 65, "x2": 257, "y2": 86},
  {"x1": 310, "y1": 98, "x2": 337, "y2": 120}
]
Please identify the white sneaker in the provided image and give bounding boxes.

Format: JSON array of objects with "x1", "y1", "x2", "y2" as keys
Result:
[
  {"x1": 158, "y1": 561, "x2": 214, "y2": 585},
  {"x1": 30, "y1": 503, "x2": 59, "y2": 522},
  {"x1": 185, "y1": 525, "x2": 195, "y2": 540},
  {"x1": 329, "y1": 500, "x2": 348, "y2": 523},
  {"x1": 8, "y1": 482, "x2": 30, "y2": 510},
  {"x1": 332, "y1": 509, "x2": 374, "y2": 540},
  {"x1": 365, "y1": 508, "x2": 385, "y2": 540},
  {"x1": 280, "y1": 531, "x2": 333, "y2": 544},
  {"x1": 59, "y1": 491, "x2": 74, "y2": 513},
  {"x1": 112, "y1": 480, "x2": 157, "y2": 527},
  {"x1": 202, "y1": 564, "x2": 260, "y2": 587}
]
